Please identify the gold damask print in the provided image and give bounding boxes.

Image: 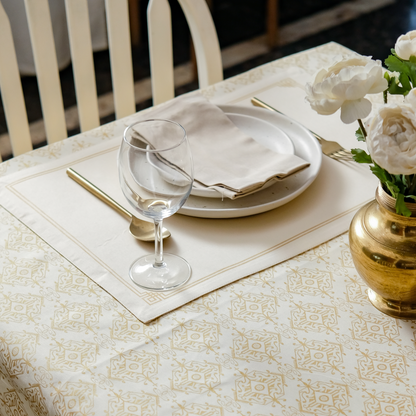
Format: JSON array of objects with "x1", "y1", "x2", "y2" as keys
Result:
[
  {"x1": 33, "y1": 366, "x2": 53, "y2": 388},
  {"x1": 1, "y1": 390, "x2": 28, "y2": 416},
  {"x1": 299, "y1": 381, "x2": 350, "y2": 415},
  {"x1": 0, "y1": 332, "x2": 38, "y2": 378},
  {"x1": 345, "y1": 275, "x2": 368, "y2": 304},
  {"x1": 351, "y1": 313, "x2": 401, "y2": 345},
  {"x1": 108, "y1": 391, "x2": 159, "y2": 416},
  {"x1": 340, "y1": 246, "x2": 354, "y2": 268},
  {"x1": 52, "y1": 381, "x2": 95, "y2": 415},
  {"x1": 364, "y1": 391, "x2": 416, "y2": 415},
  {"x1": 234, "y1": 370, "x2": 284, "y2": 405},
  {"x1": 111, "y1": 311, "x2": 158, "y2": 342},
  {"x1": 5, "y1": 228, "x2": 46, "y2": 253},
  {"x1": 294, "y1": 339, "x2": 344, "y2": 374},
  {"x1": 294, "y1": 244, "x2": 330, "y2": 264},
  {"x1": 52, "y1": 302, "x2": 101, "y2": 333},
  {"x1": 241, "y1": 268, "x2": 275, "y2": 287},
  {"x1": 232, "y1": 329, "x2": 281, "y2": 362},
  {"x1": 56, "y1": 265, "x2": 97, "y2": 296},
  {"x1": 109, "y1": 350, "x2": 159, "y2": 383},
  {"x1": 171, "y1": 320, "x2": 220, "y2": 352},
  {"x1": 0, "y1": 160, "x2": 11, "y2": 177},
  {"x1": 180, "y1": 292, "x2": 218, "y2": 314},
  {"x1": 172, "y1": 402, "x2": 223, "y2": 416},
  {"x1": 231, "y1": 292, "x2": 278, "y2": 322},
  {"x1": 1, "y1": 258, "x2": 47, "y2": 287},
  {"x1": 171, "y1": 360, "x2": 221, "y2": 393},
  {"x1": 275, "y1": 77, "x2": 305, "y2": 89},
  {"x1": 24, "y1": 385, "x2": 48, "y2": 416},
  {"x1": 0, "y1": 293, "x2": 43, "y2": 324},
  {"x1": 357, "y1": 350, "x2": 408, "y2": 384},
  {"x1": 290, "y1": 303, "x2": 338, "y2": 333},
  {"x1": 48, "y1": 340, "x2": 97, "y2": 372},
  {"x1": 286, "y1": 268, "x2": 333, "y2": 297}
]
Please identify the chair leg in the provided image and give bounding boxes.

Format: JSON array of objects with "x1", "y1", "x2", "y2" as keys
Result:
[{"x1": 266, "y1": 0, "x2": 278, "y2": 48}]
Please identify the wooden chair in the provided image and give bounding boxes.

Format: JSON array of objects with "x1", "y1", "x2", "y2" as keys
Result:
[
  {"x1": 147, "y1": 0, "x2": 223, "y2": 106},
  {"x1": 0, "y1": 1, "x2": 32, "y2": 160},
  {"x1": 0, "y1": 0, "x2": 135, "y2": 161}
]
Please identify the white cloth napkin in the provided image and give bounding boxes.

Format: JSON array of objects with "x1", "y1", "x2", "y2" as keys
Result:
[{"x1": 135, "y1": 93, "x2": 310, "y2": 199}]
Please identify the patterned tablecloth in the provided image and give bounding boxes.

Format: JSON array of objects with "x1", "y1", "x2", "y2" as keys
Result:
[{"x1": 1, "y1": 42, "x2": 416, "y2": 416}]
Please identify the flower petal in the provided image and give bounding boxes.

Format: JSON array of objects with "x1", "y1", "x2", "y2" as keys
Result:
[
  {"x1": 366, "y1": 103, "x2": 416, "y2": 175},
  {"x1": 340, "y1": 98, "x2": 372, "y2": 124}
]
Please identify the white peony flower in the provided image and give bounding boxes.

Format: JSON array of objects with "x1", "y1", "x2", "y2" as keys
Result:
[
  {"x1": 366, "y1": 104, "x2": 416, "y2": 175},
  {"x1": 405, "y1": 88, "x2": 416, "y2": 107},
  {"x1": 305, "y1": 55, "x2": 388, "y2": 124},
  {"x1": 395, "y1": 30, "x2": 416, "y2": 60}
]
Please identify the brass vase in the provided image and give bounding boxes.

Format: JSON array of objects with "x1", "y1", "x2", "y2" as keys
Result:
[{"x1": 349, "y1": 184, "x2": 416, "y2": 319}]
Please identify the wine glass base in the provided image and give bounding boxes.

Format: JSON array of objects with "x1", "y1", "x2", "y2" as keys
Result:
[{"x1": 129, "y1": 253, "x2": 191, "y2": 291}]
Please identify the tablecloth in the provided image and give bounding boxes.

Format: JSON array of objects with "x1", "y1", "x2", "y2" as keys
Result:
[{"x1": 1, "y1": 42, "x2": 415, "y2": 416}]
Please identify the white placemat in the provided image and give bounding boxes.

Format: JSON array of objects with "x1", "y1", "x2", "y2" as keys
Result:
[
  {"x1": 0, "y1": 61, "x2": 379, "y2": 322},
  {"x1": 0, "y1": 136, "x2": 377, "y2": 323}
]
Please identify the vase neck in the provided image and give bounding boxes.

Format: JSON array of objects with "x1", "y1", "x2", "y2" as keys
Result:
[{"x1": 376, "y1": 184, "x2": 416, "y2": 217}]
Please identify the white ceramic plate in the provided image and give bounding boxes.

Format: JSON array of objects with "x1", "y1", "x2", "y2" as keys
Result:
[
  {"x1": 192, "y1": 112, "x2": 295, "y2": 198},
  {"x1": 179, "y1": 104, "x2": 322, "y2": 218}
]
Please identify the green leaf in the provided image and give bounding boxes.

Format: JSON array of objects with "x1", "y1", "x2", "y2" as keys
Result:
[
  {"x1": 385, "y1": 55, "x2": 416, "y2": 86},
  {"x1": 400, "y1": 72, "x2": 412, "y2": 90},
  {"x1": 410, "y1": 55, "x2": 416, "y2": 63},
  {"x1": 407, "y1": 62, "x2": 416, "y2": 86},
  {"x1": 385, "y1": 181, "x2": 400, "y2": 197},
  {"x1": 406, "y1": 195, "x2": 416, "y2": 201},
  {"x1": 395, "y1": 193, "x2": 412, "y2": 217},
  {"x1": 355, "y1": 127, "x2": 366, "y2": 142},
  {"x1": 388, "y1": 81, "x2": 409, "y2": 95},
  {"x1": 351, "y1": 148, "x2": 372, "y2": 163},
  {"x1": 385, "y1": 55, "x2": 407, "y2": 73},
  {"x1": 370, "y1": 164, "x2": 390, "y2": 182}
]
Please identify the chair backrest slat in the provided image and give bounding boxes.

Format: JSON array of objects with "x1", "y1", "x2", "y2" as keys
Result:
[
  {"x1": 178, "y1": 0, "x2": 222, "y2": 88},
  {"x1": 147, "y1": 0, "x2": 175, "y2": 106},
  {"x1": 105, "y1": 0, "x2": 136, "y2": 119},
  {"x1": 65, "y1": 0, "x2": 100, "y2": 132},
  {"x1": 147, "y1": 0, "x2": 223, "y2": 106},
  {"x1": 24, "y1": 0, "x2": 67, "y2": 144},
  {"x1": 0, "y1": 2, "x2": 32, "y2": 160}
]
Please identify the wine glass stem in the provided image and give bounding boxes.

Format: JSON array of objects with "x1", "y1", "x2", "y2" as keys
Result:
[{"x1": 154, "y1": 219, "x2": 164, "y2": 267}]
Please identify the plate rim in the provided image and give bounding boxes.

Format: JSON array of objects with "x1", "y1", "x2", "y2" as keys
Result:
[{"x1": 179, "y1": 104, "x2": 322, "y2": 218}]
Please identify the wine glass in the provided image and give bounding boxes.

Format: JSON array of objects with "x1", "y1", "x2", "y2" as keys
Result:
[{"x1": 118, "y1": 119, "x2": 194, "y2": 291}]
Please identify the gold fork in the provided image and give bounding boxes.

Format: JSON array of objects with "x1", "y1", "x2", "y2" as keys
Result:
[{"x1": 251, "y1": 97, "x2": 353, "y2": 161}]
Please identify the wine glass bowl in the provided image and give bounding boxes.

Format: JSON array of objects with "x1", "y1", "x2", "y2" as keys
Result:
[{"x1": 118, "y1": 119, "x2": 193, "y2": 291}]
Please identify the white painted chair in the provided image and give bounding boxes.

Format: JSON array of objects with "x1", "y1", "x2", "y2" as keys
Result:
[
  {"x1": 147, "y1": 0, "x2": 223, "y2": 106},
  {"x1": 0, "y1": 1, "x2": 32, "y2": 160},
  {"x1": 0, "y1": 0, "x2": 135, "y2": 161}
]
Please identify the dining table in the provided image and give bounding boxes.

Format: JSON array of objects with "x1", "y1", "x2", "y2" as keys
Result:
[{"x1": 1, "y1": 41, "x2": 415, "y2": 416}]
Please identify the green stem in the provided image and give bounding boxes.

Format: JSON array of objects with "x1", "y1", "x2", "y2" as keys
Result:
[
  {"x1": 383, "y1": 89, "x2": 388, "y2": 104},
  {"x1": 385, "y1": 182, "x2": 397, "y2": 198},
  {"x1": 357, "y1": 119, "x2": 367, "y2": 138}
]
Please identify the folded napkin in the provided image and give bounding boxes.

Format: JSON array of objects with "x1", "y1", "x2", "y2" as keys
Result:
[{"x1": 135, "y1": 93, "x2": 309, "y2": 199}]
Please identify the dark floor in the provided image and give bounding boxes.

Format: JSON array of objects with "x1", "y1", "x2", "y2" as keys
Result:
[{"x1": 1, "y1": 0, "x2": 416, "y2": 143}]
